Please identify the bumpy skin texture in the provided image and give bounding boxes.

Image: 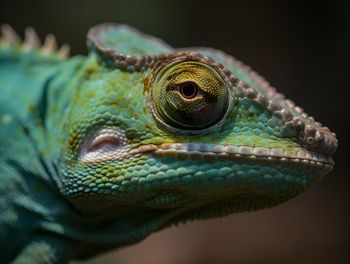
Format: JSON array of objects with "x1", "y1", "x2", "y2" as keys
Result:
[{"x1": 0, "y1": 23, "x2": 337, "y2": 263}]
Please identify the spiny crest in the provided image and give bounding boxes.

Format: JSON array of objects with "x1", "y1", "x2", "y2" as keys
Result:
[{"x1": 0, "y1": 24, "x2": 70, "y2": 59}]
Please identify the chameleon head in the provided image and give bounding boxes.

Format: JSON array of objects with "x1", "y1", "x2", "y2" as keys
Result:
[{"x1": 59, "y1": 24, "x2": 337, "y2": 239}]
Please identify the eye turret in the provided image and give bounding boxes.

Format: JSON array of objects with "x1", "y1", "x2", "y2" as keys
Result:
[{"x1": 150, "y1": 60, "x2": 231, "y2": 131}]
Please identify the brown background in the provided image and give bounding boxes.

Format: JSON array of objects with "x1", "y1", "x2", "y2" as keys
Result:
[{"x1": 1, "y1": 0, "x2": 349, "y2": 263}]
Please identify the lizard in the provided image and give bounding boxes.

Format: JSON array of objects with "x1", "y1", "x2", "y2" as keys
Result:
[{"x1": 0, "y1": 23, "x2": 338, "y2": 263}]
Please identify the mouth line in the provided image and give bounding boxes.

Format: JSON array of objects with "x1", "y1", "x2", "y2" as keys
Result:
[{"x1": 140, "y1": 142, "x2": 334, "y2": 170}]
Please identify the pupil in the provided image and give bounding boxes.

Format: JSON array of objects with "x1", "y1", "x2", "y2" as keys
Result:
[{"x1": 180, "y1": 82, "x2": 197, "y2": 98}]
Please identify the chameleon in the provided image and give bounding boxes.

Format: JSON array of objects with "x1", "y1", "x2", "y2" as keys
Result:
[{"x1": 0, "y1": 23, "x2": 337, "y2": 263}]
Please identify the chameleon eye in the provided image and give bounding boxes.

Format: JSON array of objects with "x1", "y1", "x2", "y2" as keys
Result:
[{"x1": 150, "y1": 60, "x2": 230, "y2": 130}]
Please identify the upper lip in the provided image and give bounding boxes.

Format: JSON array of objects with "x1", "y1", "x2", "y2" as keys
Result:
[{"x1": 137, "y1": 142, "x2": 334, "y2": 166}]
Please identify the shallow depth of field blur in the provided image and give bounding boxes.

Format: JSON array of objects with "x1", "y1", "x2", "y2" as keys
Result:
[{"x1": 1, "y1": 0, "x2": 349, "y2": 263}]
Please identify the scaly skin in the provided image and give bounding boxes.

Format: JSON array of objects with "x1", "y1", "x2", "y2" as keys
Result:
[{"x1": 0, "y1": 23, "x2": 337, "y2": 263}]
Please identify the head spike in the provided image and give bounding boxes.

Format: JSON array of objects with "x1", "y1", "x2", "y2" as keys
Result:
[
  {"x1": 57, "y1": 43, "x2": 70, "y2": 58},
  {"x1": 42, "y1": 34, "x2": 57, "y2": 54},
  {"x1": 1, "y1": 24, "x2": 21, "y2": 44},
  {"x1": 23, "y1": 27, "x2": 41, "y2": 51}
]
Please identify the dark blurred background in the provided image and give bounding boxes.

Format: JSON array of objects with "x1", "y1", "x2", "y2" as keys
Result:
[{"x1": 1, "y1": 0, "x2": 349, "y2": 263}]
